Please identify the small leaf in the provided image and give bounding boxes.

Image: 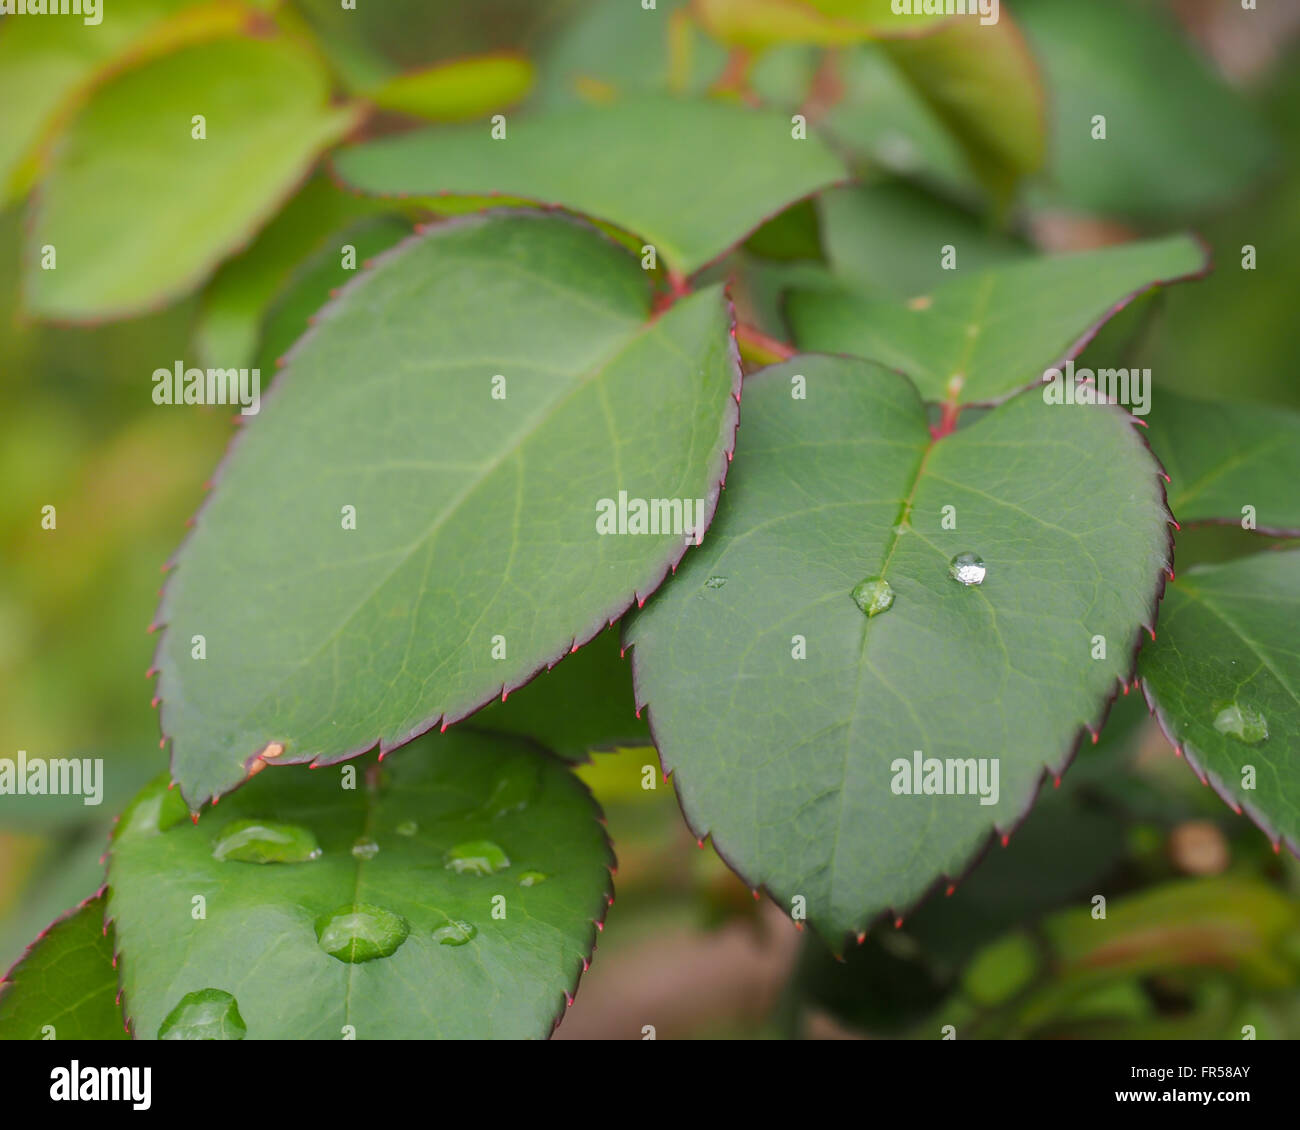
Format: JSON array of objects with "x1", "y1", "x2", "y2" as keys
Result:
[
  {"x1": 1016, "y1": 0, "x2": 1276, "y2": 220},
  {"x1": 879, "y1": 11, "x2": 1045, "y2": 207},
  {"x1": 0, "y1": 0, "x2": 248, "y2": 203},
  {"x1": 0, "y1": 895, "x2": 126, "y2": 1041},
  {"x1": 108, "y1": 733, "x2": 614, "y2": 1039},
  {"x1": 367, "y1": 54, "x2": 534, "y2": 122},
  {"x1": 1146, "y1": 391, "x2": 1300, "y2": 535},
  {"x1": 1139, "y1": 551, "x2": 1300, "y2": 856},
  {"x1": 333, "y1": 96, "x2": 847, "y2": 277},
  {"x1": 155, "y1": 212, "x2": 739, "y2": 805},
  {"x1": 25, "y1": 36, "x2": 360, "y2": 321},
  {"x1": 626, "y1": 355, "x2": 1171, "y2": 944},
  {"x1": 788, "y1": 235, "x2": 1207, "y2": 405},
  {"x1": 470, "y1": 626, "x2": 650, "y2": 761},
  {"x1": 694, "y1": 0, "x2": 941, "y2": 50}
]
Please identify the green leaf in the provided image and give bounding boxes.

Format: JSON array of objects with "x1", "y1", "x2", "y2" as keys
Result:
[
  {"x1": 333, "y1": 96, "x2": 847, "y2": 277},
  {"x1": 626, "y1": 356, "x2": 1170, "y2": 944},
  {"x1": 25, "y1": 36, "x2": 360, "y2": 321},
  {"x1": 1146, "y1": 391, "x2": 1300, "y2": 535},
  {"x1": 822, "y1": 45, "x2": 976, "y2": 192},
  {"x1": 534, "y1": 0, "x2": 726, "y2": 109},
  {"x1": 818, "y1": 183, "x2": 1030, "y2": 299},
  {"x1": 367, "y1": 54, "x2": 534, "y2": 122},
  {"x1": 108, "y1": 733, "x2": 614, "y2": 1039},
  {"x1": 470, "y1": 626, "x2": 650, "y2": 761},
  {"x1": 788, "y1": 234, "x2": 1207, "y2": 406},
  {"x1": 879, "y1": 12, "x2": 1045, "y2": 207},
  {"x1": 0, "y1": 0, "x2": 248, "y2": 203},
  {"x1": 155, "y1": 212, "x2": 739, "y2": 805},
  {"x1": 1015, "y1": 0, "x2": 1276, "y2": 220},
  {"x1": 254, "y1": 214, "x2": 412, "y2": 372},
  {"x1": 1139, "y1": 551, "x2": 1300, "y2": 856},
  {"x1": 196, "y1": 177, "x2": 399, "y2": 370},
  {"x1": 693, "y1": 0, "x2": 940, "y2": 49},
  {"x1": 0, "y1": 895, "x2": 126, "y2": 1041}
]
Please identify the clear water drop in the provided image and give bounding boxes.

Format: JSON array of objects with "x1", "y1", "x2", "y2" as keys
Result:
[
  {"x1": 395, "y1": 820, "x2": 418, "y2": 837},
  {"x1": 949, "y1": 552, "x2": 987, "y2": 586},
  {"x1": 517, "y1": 870, "x2": 548, "y2": 887},
  {"x1": 350, "y1": 837, "x2": 380, "y2": 860},
  {"x1": 443, "y1": 839, "x2": 511, "y2": 876},
  {"x1": 157, "y1": 988, "x2": 246, "y2": 1040},
  {"x1": 851, "y1": 577, "x2": 895, "y2": 618},
  {"x1": 1213, "y1": 702, "x2": 1268, "y2": 744},
  {"x1": 211, "y1": 820, "x2": 321, "y2": 864},
  {"x1": 432, "y1": 920, "x2": 477, "y2": 947},
  {"x1": 315, "y1": 904, "x2": 409, "y2": 963},
  {"x1": 705, "y1": 576, "x2": 727, "y2": 589}
]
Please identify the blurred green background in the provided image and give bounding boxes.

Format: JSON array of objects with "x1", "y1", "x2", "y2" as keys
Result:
[{"x1": 1, "y1": 0, "x2": 1298, "y2": 1038}]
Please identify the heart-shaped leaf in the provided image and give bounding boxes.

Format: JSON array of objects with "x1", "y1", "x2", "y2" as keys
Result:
[
  {"x1": 626, "y1": 356, "x2": 1170, "y2": 944},
  {"x1": 471, "y1": 626, "x2": 650, "y2": 761},
  {"x1": 108, "y1": 732, "x2": 614, "y2": 1039},
  {"x1": 0, "y1": 894, "x2": 125, "y2": 1041},
  {"x1": 1146, "y1": 391, "x2": 1300, "y2": 535},
  {"x1": 1139, "y1": 551, "x2": 1300, "y2": 856},
  {"x1": 333, "y1": 96, "x2": 846, "y2": 278},
  {"x1": 25, "y1": 36, "x2": 360, "y2": 321},
  {"x1": 155, "y1": 211, "x2": 739, "y2": 805},
  {"x1": 787, "y1": 235, "x2": 1207, "y2": 405}
]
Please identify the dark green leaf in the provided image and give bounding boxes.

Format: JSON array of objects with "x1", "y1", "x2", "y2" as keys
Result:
[
  {"x1": 788, "y1": 235, "x2": 1207, "y2": 405},
  {"x1": 1147, "y1": 391, "x2": 1300, "y2": 535},
  {"x1": 333, "y1": 96, "x2": 847, "y2": 277},
  {"x1": 470, "y1": 626, "x2": 650, "y2": 760},
  {"x1": 627, "y1": 355, "x2": 1171, "y2": 943},
  {"x1": 109, "y1": 732, "x2": 614, "y2": 1039},
  {"x1": 155, "y1": 212, "x2": 739, "y2": 805},
  {"x1": 1139, "y1": 550, "x2": 1300, "y2": 855},
  {"x1": 1016, "y1": 0, "x2": 1276, "y2": 220}
]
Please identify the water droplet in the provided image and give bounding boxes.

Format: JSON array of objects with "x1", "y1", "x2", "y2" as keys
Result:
[
  {"x1": 1212, "y1": 703, "x2": 1268, "y2": 744},
  {"x1": 517, "y1": 870, "x2": 548, "y2": 887},
  {"x1": 949, "y1": 552, "x2": 987, "y2": 586},
  {"x1": 705, "y1": 576, "x2": 727, "y2": 589},
  {"x1": 432, "y1": 920, "x2": 477, "y2": 946},
  {"x1": 395, "y1": 820, "x2": 418, "y2": 837},
  {"x1": 851, "y1": 577, "x2": 895, "y2": 617},
  {"x1": 350, "y1": 837, "x2": 380, "y2": 860},
  {"x1": 157, "y1": 988, "x2": 246, "y2": 1040},
  {"x1": 444, "y1": 839, "x2": 510, "y2": 876},
  {"x1": 211, "y1": 820, "x2": 321, "y2": 864},
  {"x1": 479, "y1": 768, "x2": 538, "y2": 819},
  {"x1": 315, "y1": 904, "x2": 409, "y2": 963}
]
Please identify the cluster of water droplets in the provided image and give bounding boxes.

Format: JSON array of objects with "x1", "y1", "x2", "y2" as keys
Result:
[{"x1": 197, "y1": 764, "x2": 552, "y2": 985}]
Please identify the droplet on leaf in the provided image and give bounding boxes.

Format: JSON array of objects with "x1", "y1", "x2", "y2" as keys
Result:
[
  {"x1": 948, "y1": 552, "x2": 987, "y2": 586},
  {"x1": 315, "y1": 904, "x2": 410, "y2": 963}
]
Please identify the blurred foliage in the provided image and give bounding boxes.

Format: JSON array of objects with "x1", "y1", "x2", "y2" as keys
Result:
[{"x1": 2, "y1": 0, "x2": 1298, "y2": 1037}]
